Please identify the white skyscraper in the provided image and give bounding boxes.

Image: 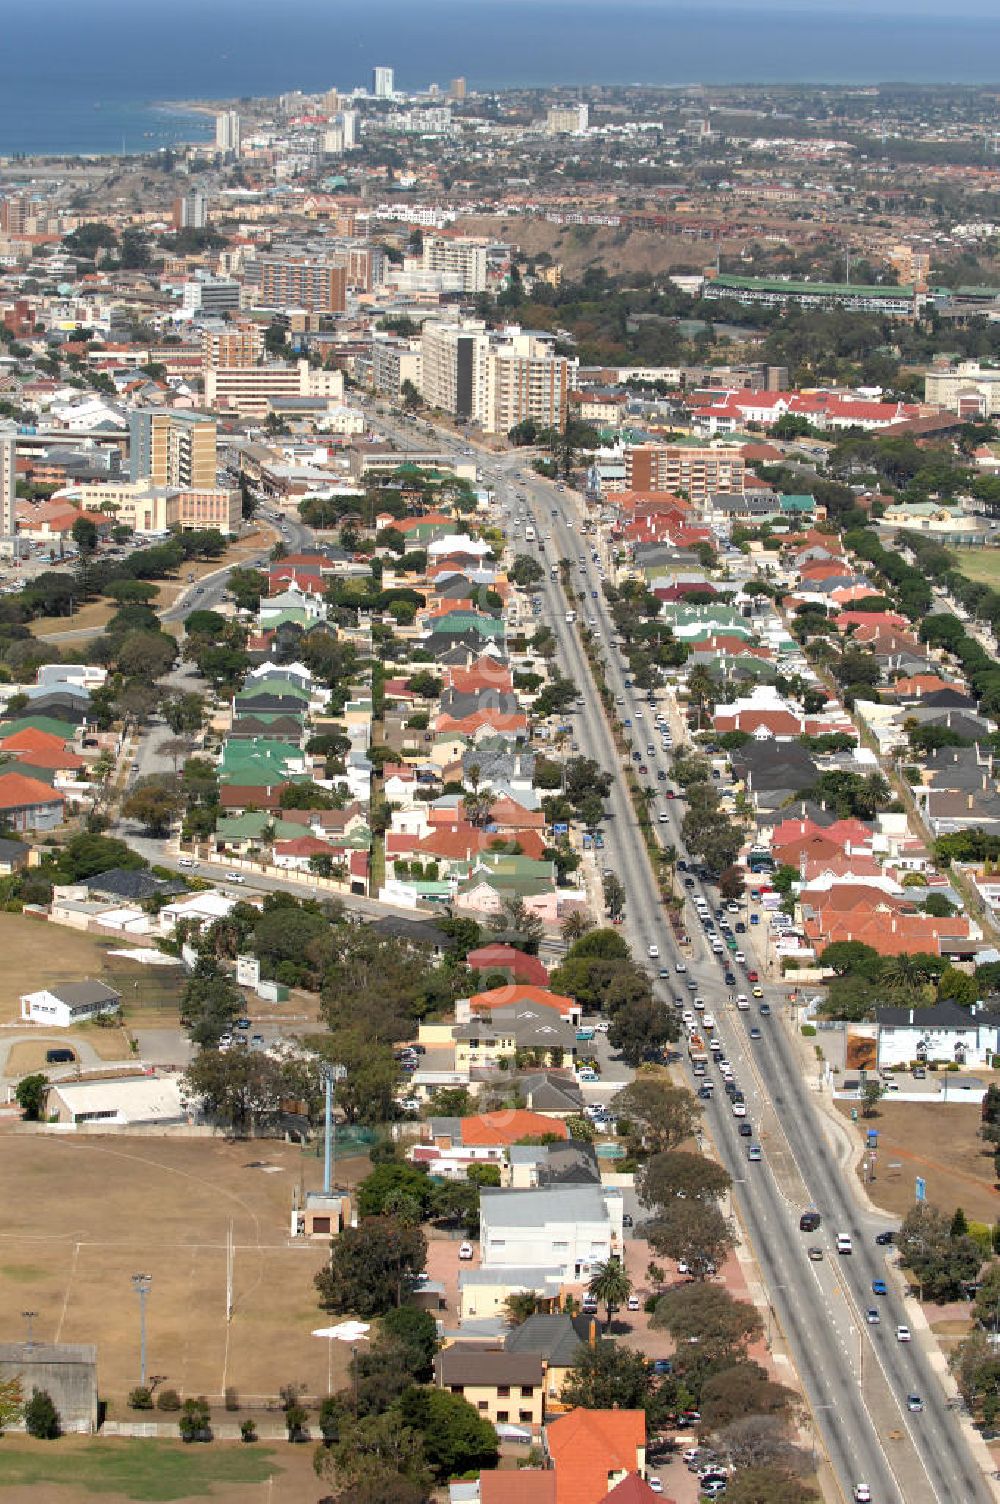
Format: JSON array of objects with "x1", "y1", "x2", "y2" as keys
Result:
[
  {"x1": 0, "y1": 428, "x2": 17, "y2": 557},
  {"x1": 215, "y1": 109, "x2": 241, "y2": 154},
  {"x1": 341, "y1": 109, "x2": 359, "y2": 148},
  {"x1": 372, "y1": 66, "x2": 394, "y2": 99}
]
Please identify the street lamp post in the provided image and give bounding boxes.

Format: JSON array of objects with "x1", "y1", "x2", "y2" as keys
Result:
[
  {"x1": 131, "y1": 1274, "x2": 152, "y2": 1387},
  {"x1": 22, "y1": 1310, "x2": 37, "y2": 1347}
]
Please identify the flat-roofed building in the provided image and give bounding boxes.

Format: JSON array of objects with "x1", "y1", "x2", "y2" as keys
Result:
[
  {"x1": 203, "y1": 359, "x2": 344, "y2": 417},
  {"x1": 625, "y1": 442, "x2": 745, "y2": 503}
]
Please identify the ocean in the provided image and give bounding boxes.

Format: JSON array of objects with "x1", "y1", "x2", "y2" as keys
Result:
[{"x1": 3, "y1": 0, "x2": 1000, "y2": 158}]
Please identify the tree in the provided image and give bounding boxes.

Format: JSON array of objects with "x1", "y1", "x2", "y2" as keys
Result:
[
  {"x1": 122, "y1": 782, "x2": 184, "y2": 837},
  {"x1": 588, "y1": 1256, "x2": 632, "y2": 1325},
  {"x1": 644, "y1": 1199, "x2": 737, "y2": 1279},
  {"x1": 716, "y1": 1415, "x2": 811, "y2": 1477},
  {"x1": 818, "y1": 941, "x2": 882, "y2": 979},
  {"x1": 321, "y1": 1409, "x2": 430, "y2": 1495},
  {"x1": 15, "y1": 1072, "x2": 48, "y2": 1122},
  {"x1": 178, "y1": 1396, "x2": 212, "y2": 1443},
  {"x1": 163, "y1": 691, "x2": 205, "y2": 735},
  {"x1": 0, "y1": 1376, "x2": 23, "y2": 1435},
  {"x1": 860, "y1": 1079, "x2": 884, "y2": 1118},
  {"x1": 316, "y1": 1028, "x2": 400, "y2": 1126},
  {"x1": 614, "y1": 1078, "x2": 701, "y2": 1155},
  {"x1": 505, "y1": 1291, "x2": 540, "y2": 1325},
  {"x1": 608, "y1": 996, "x2": 678, "y2": 1067},
  {"x1": 510, "y1": 554, "x2": 545, "y2": 589},
  {"x1": 327, "y1": 1474, "x2": 428, "y2": 1504},
  {"x1": 24, "y1": 1388, "x2": 60, "y2": 1439},
  {"x1": 637, "y1": 1150, "x2": 732, "y2": 1210},
  {"x1": 938, "y1": 965, "x2": 977, "y2": 1007},
  {"x1": 71, "y1": 515, "x2": 98, "y2": 555},
  {"x1": 898, "y1": 1203, "x2": 984, "y2": 1301},
  {"x1": 315, "y1": 1218, "x2": 428, "y2": 1316},
  {"x1": 116, "y1": 629, "x2": 177, "y2": 680},
  {"x1": 602, "y1": 872, "x2": 626, "y2": 921},
  {"x1": 651, "y1": 1282, "x2": 761, "y2": 1363},
  {"x1": 180, "y1": 961, "x2": 243, "y2": 1047},
  {"x1": 358, "y1": 1163, "x2": 434, "y2": 1221},
  {"x1": 399, "y1": 1386, "x2": 498, "y2": 1482},
  {"x1": 183, "y1": 1048, "x2": 301, "y2": 1134},
  {"x1": 379, "y1": 1306, "x2": 439, "y2": 1382},
  {"x1": 700, "y1": 1361, "x2": 794, "y2": 1431},
  {"x1": 561, "y1": 1341, "x2": 667, "y2": 1422}
]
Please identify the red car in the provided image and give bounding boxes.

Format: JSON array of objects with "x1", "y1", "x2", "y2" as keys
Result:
[
  {"x1": 747, "y1": 969, "x2": 759, "y2": 983},
  {"x1": 666, "y1": 790, "x2": 676, "y2": 799},
  {"x1": 639, "y1": 764, "x2": 648, "y2": 774}
]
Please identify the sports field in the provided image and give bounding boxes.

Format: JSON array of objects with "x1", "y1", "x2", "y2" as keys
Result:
[
  {"x1": 951, "y1": 546, "x2": 1000, "y2": 588},
  {"x1": 0, "y1": 1135, "x2": 368, "y2": 1410}
]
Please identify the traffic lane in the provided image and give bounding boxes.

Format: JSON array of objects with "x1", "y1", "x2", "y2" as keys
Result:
[
  {"x1": 755, "y1": 1010, "x2": 991, "y2": 1502},
  {"x1": 701, "y1": 1057, "x2": 901, "y2": 1501}
]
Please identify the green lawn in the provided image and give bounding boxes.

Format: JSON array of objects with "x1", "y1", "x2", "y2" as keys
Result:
[
  {"x1": 0, "y1": 1440, "x2": 282, "y2": 1501},
  {"x1": 951, "y1": 546, "x2": 1000, "y2": 587}
]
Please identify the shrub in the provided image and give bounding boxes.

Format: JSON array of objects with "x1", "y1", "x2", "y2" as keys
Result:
[
  {"x1": 24, "y1": 1388, "x2": 60, "y2": 1439},
  {"x1": 240, "y1": 1418, "x2": 257, "y2": 1443},
  {"x1": 801, "y1": 1024, "x2": 817, "y2": 1037},
  {"x1": 178, "y1": 1396, "x2": 211, "y2": 1443},
  {"x1": 128, "y1": 1386, "x2": 153, "y2": 1411},
  {"x1": 156, "y1": 1388, "x2": 181, "y2": 1411}
]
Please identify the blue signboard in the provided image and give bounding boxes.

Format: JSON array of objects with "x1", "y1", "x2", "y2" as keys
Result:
[
  {"x1": 915, "y1": 1176, "x2": 926, "y2": 1203},
  {"x1": 553, "y1": 823, "x2": 569, "y2": 835}
]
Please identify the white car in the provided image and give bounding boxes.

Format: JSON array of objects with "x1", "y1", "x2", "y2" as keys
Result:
[
  {"x1": 647, "y1": 1481, "x2": 664, "y2": 1496},
  {"x1": 227, "y1": 873, "x2": 246, "y2": 884},
  {"x1": 177, "y1": 857, "x2": 197, "y2": 869},
  {"x1": 735, "y1": 994, "x2": 750, "y2": 1010},
  {"x1": 854, "y1": 1488, "x2": 871, "y2": 1504},
  {"x1": 702, "y1": 1012, "x2": 716, "y2": 1030},
  {"x1": 648, "y1": 944, "x2": 659, "y2": 958},
  {"x1": 896, "y1": 1325, "x2": 911, "y2": 1343},
  {"x1": 459, "y1": 1242, "x2": 474, "y2": 1260},
  {"x1": 732, "y1": 1101, "x2": 747, "y2": 1117}
]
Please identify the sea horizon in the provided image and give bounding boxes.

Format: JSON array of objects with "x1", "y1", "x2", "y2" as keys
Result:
[{"x1": 4, "y1": 1, "x2": 1000, "y2": 159}]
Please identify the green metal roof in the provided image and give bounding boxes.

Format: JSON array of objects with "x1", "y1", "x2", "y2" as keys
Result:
[{"x1": 709, "y1": 273, "x2": 914, "y2": 299}]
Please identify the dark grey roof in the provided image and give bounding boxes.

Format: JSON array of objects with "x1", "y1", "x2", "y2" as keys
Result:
[
  {"x1": 518, "y1": 1072, "x2": 584, "y2": 1112},
  {"x1": 371, "y1": 915, "x2": 450, "y2": 951},
  {"x1": 83, "y1": 868, "x2": 185, "y2": 902},
  {"x1": 0, "y1": 837, "x2": 28, "y2": 861},
  {"x1": 505, "y1": 1313, "x2": 601, "y2": 1366},
  {"x1": 731, "y1": 740, "x2": 818, "y2": 791},
  {"x1": 435, "y1": 1347, "x2": 543, "y2": 1387},
  {"x1": 876, "y1": 1001, "x2": 976, "y2": 1028},
  {"x1": 536, "y1": 1140, "x2": 600, "y2": 1185},
  {"x1": 47, "y1": 980, "x2": 121, "y2": 1007}
]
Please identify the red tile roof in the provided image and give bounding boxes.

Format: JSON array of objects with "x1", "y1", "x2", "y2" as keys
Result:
[
  {"x1": 547, "y1": 1409, "x2": 646, "y2": 1504},
  {"x1": 459, "y1": 1110, "x2": 569, "y2": 1146},
  {"x1": 0, "y1": 771, "x2": 65, "y2": 810}
]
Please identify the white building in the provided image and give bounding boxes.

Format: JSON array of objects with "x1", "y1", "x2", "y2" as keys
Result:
[
  {"x1": 417, "y1": 322, "x2": 576, "y2": 434},
  {"x1": 372, "y1": 66, "x2": 394, "y2": 99},
  {"x1": 45, "y1": 1074, "x2": 189, "y2": 1128},
  {"x1": 875, "y1": 1001, "x2": 1000, "y2": 1070},
  {"x1": 20, "y1": 980, "x2": 122, "y2": 1027},
  {"x1": 0, "y1": 427, "x2": 16, "y2": 557},
  {"x1": 478, "y1": 1184, "x2": 624, "y2": 1281},
  {"x1": 546, "y1": 103, "x2": 589, "y2": 135},
  {"x1": 215, "y1": 109, "x2": 241, "y2": 154},
  {"x1": 422, "y1": 236, "x2": 488, "y2": 294}
]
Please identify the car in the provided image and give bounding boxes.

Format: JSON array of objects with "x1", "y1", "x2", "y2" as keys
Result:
[
  {"x1": 912, "y1": 1065, "x2": 927, "y2": 1079},
  {"x1": 732, "y1": 1101, "x2": 747, "y2": 1118},
  {"x1": 627, "y1": 1294, "x2": 641, "y2": 1311},
  {"x1": 458, "y1": 1242, "x2": 474, "y2": 1260},
  {"x1": 748, "y1": 1143, "x2": 762, "y2": 1161},
  {"x1": 648, "y1": 944, "x2": 659, "y2": 958},
  {"x1": 45, "y1": 1047, "x2": 75, "y2": 1064},
  {"x1": 896, "y1": 1325, "x2": 911, "y2": 1342},
  {"x1": 799, "y1": 1210, "x2": 821, "y2": 1232},
  {"x1": 866, "y1": 1308, "x2": 880, "y2": 1324},
  {"x1": 875, "y1": 1231, "x2": 895, "y2": 1246},
  {"x1": 758, "y1": 1002, "x2": 771, "y2": 1017},
  {"x1": 651, "y1": 1358, "x2": 673, "y2": 1376},
  {"x1": 837, "y1": 1233, "x2": 853, "y2": 1255},
  {"x1": 177, "y1": 857, "x2": 197, "y2": 869},
  {"x1": 738, "y1": 1122, "x2": 753, "y2": 1138},
  {"x1": 749, "y1": 1026, "x2": 763, "y2": 1040},
  {"x1": 659, "y1": 812, "x2": 669, "y2": 823},
  {"x1": 646, "y1": 1481, "x2": 664, "y2": 1496},
  {"x1": 808, "y1": 1246, "x2": 824, "y2": 1261},
  {"x1": 752, "y1": 985, "x2": 764, "y2": 999},
  {"x1": 736, "y1": 993, "x2": 749, "y2": 1010},
  {"x1": 582, "y1": 1298, "x2": 599, "y2": 1315},
  {"x1": 907, "y1": 1393, "x2": 924, "y2": 1413},
  {"x1": 724, "y1": 971, "x2": 737, "y2": 986},
  {"x1": 227, "y1": 872, "x2": 246, "y2": 884},
  {"x1": 698, "y1": 1084, "x2": 715, "y2": 1099},
  {"x1": 854, "y1": 1487, "x2": 871, "y2": 1504},
  {"x1": 747, "y1": 969, "x2": 759, "y2": 982},
  {"x1": 658, "y1": 967, "x2": 670, "y2": 979},
  {"x1": 872, "y1": 1279, "x2": 887, "y2": 1296}
]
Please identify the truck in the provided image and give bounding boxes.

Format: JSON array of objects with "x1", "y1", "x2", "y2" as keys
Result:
[
  {"x1": 524, "y1": 525, "x2": 536, "y2": 542},
  {"x1": 687, "y1": 1033, "x2": 708, "y2": 1066}
]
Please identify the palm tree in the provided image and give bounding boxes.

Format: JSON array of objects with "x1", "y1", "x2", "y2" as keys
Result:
[{"x1": 588, "y1": 1255, "x2": 632, "y2": 1327}]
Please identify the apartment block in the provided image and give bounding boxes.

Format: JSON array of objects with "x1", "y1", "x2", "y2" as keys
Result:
[
  {"x1": 372, "y1": 66, "x2": 394, "y2": 99},
  {"x1": 129, "y1": 411, "x2": 217, "y2": 489},
  {"x1": 54, "y1": 482, "x2": 241, "y2": 536},
  {"x1": 181, "y1": 277, "x2": 241, "y2": 317},
  {"x1": 925, "y1": 361, "x2": 1000, "y2": 418},
  {"x1": 422, "y1": 235, "x2": 488, "y2": 293},
  {"x1": 202, "y1": 360, "x2": 344, "y2": 417},
  {"x1": 247, "y1": 256, "x2": 347, "y2": 314},
  {"x1": 0, "y1": 428, "x2": 16, "y2": 556},
  {"x1": 372, "y1": 335, "x2": 422, "y2": 398},
  {"x1": 625, "y1": 443, "x2": 745, "y2": 503},
  {"x1": 419, "y1": 321, "x2": 491, "y2": 422},
  {"x1": 202, "y1": 323, "x2": 265, "y2": 369},
  {"x1": 488, "y1": 332, "x2": 575, "y2": 434},
  {"x1": 172, "y1": 191, "x2": 208, "y2": 231},
  {"x1": 546, "y1": 103, "x2": 589, "y2": 134},
  {"x1": 417, "y1": 321, "x2": 575, "y2": 434},
  {"x1": 215, "y1": 109, "x2": 241, "y2": 154}
]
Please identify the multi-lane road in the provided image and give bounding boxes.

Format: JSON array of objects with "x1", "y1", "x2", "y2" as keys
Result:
[{"x1": 473, "y1": 441, "x2": 992, "y2": 1504}]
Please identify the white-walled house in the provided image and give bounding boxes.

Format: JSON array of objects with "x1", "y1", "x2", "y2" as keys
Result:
[
  {"x1": 875, "y1": 1001, "x2": 1000, "y2": 1069},
  {"x1": 478, "y1": 1184, "x2": 624, "y2": 1281},
  {"x1": 21, "y1": 980, "x2": 122, "y2": 1027}
]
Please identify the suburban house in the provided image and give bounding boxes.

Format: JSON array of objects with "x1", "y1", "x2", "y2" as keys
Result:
[
  {"x1": 409, "y1": 1110, "x2": 569, "y2": 1178},
  {"x1": 0, "y1": 770, "x2": 66, "y2": 831},
  {"x1": 545, "y1": 1408, "x2": 647, "y2": 1504},
  {"x1": 435, "y1": 1347, "x2": 545, "y2": 1428},
  {"x1": 478, "y1": 1184, "x2": 625, "y2": 1281},
  {"x1": 504, "y1": 1313, "x2": 603, "y2": 1412},
  {"x1": 875, "y1": 1001, "x2": 1000, "y2": 1070},
  {"x1": 21, "y1": 979, "x2": 122, "y2": 1027}
]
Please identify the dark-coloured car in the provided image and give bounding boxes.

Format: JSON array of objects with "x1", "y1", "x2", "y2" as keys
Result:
[
  {"x1": 759, "y1": 1003, "x2": 771, "y2": 1017},
  {"x1": 738, "y1": 1122, "x2": 753, "y2": 1138},
  {"x1": 875, "y1": 1231, "x2": 895, "y2": 1246},
  {"x1": 799, "y1": 1210, "x2": 821, "y2": 1232}
]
